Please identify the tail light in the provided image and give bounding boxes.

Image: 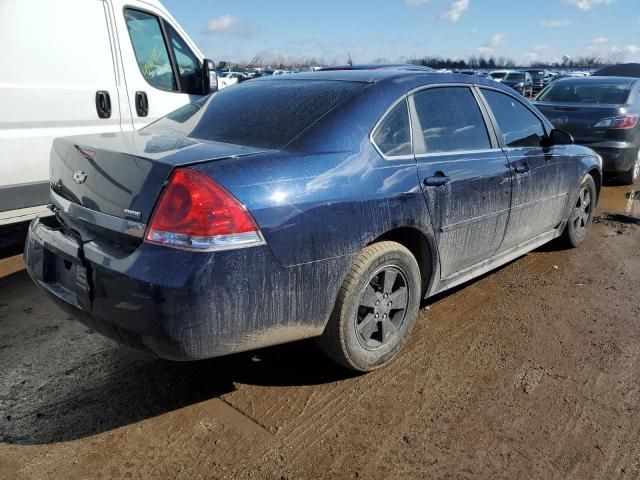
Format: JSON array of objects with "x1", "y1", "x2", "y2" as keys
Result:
[
  {"x1": 593, "y1": 114, "x2": 639, "y2": 130},
  {"x1": 145, "y1": 168, "x2": 264, "y2": 251}
]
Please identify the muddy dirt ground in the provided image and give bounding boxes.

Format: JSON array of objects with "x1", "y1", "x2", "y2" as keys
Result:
[{"x1": 1, "y1": 182, "x2": 639, "y2": 479}]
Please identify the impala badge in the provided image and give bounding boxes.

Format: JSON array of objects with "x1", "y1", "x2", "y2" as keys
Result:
[
  {"x1": 556, "y1": 116, "x2": 569, "y2": 127},
  {"x1": 124, "y1": 209, "x2": 142, "y2": 220},
  {"x1": 73, "y1": 170, "x2": 87, "y2": 184}
]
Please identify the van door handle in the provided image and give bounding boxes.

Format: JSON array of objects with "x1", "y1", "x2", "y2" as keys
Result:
[
  {"x1": 514, "y1": 164, "x2": 530, "y2": 174},
  {"x1": 135, "y1": 91, "x2": 149, "y2": 117},
  {"x1": 424, "y1": 175, "x2": 451, "y2": 187},
  {"x1": 95, "y1": 91, "x2": 111, "y2": 119}
]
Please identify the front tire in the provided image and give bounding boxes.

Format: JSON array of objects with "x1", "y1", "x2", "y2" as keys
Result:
[
  {"x1": 561, "y1": 175, "x2": 596, "y2": 248},
  {"x1": 318, "y1": 241, "x2": 421, "y2": 372}
]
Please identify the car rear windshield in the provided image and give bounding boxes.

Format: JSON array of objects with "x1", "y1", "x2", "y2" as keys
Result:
[
  {"x1": 505, "y1": 73, "x2": 525, "y2": 81},
  {"x1": 537, "y1": 80, "x2": 632, "y2": 104},
  {"x1": 145, "y1": 79, "x2": 367, "y2": 149}
]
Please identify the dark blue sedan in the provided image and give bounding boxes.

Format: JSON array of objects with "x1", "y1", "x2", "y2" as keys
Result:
[{"x1": 25, "y1": 71, "x2": 602, "y2": 371}]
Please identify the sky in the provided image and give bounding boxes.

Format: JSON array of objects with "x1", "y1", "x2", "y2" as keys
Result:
[{"x1": 162, "y1": 0, "x2": 640, "y2": 66}]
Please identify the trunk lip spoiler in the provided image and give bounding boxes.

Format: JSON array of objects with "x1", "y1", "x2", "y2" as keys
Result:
[{"x1": 50, "y1": 189, "x2": 147, "y2": 239}]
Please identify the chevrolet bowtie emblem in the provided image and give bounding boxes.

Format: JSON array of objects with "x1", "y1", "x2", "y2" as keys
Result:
[{"x1": 73, "y1": 170, "x2": 87, "y2": 184}]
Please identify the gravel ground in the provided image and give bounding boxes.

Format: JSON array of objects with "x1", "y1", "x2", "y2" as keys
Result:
[{"x1": 0, "y1": 182, "x2": 639, "y2": 479}]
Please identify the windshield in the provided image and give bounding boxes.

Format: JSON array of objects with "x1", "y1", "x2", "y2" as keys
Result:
[
  {"x1": 144, "y1": 79, "x2": 366, "y2": 149},
  {"x1": 491, "y1": 72, "x2": 508, "y2": 79},
  {"x1": 526, "y1": 70, "x2": 545, "y2": 77},
  {"x1": 537, "y1": 80, "x2": 632, "y2": 104},
  {"x1": 505, "y1": 73, "x2": 525, "y2": 81}
]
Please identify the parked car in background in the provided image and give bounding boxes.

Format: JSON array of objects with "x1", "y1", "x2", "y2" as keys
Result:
[
  {"x1": 524, "y1": 69, "x2": 551, "y2": 94},
  {"x1": 25, "y1": 70, "x2": 600, "y2": 372},
  {"x1": 535, "y1": 76, "x2": 640, "y2": 184},
  {"x1": 0, "y1": 0, "x2": 223, "y2": 228},
  {"x1": 488, "y1": 70, "x2": 511, "y2": 82},
  {"x1": 221, "y1": 72, "x2": 248, "y2": 81},
  {"x1": 594, "y1": 63, "x2": 640, "y2": 78},
  {"x1": 502, "y1": 72, "x2": 534, "y2": 97}
]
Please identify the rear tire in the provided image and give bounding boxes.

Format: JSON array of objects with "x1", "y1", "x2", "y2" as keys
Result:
[
  {"x1": 560, "y1": 175, "x2": 596, "y2": 248},
  {"x1": 318, "y1": 241, "x2": 421, "y2": 372},
  {"x1": 620, "y1": 149, "x2": 640, "y2": 185}
]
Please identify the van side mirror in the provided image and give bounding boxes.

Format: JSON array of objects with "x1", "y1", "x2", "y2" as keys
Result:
[
  {"x1": 202, "y1": 59, "x2": 218, "y2": 94},
  {"x1": 548, "y1": 129, "x2": 574, "y2": 146}
]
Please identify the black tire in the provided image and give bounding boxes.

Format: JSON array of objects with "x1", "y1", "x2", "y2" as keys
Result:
[
  {"x1": 318, "y1": 241, "x2": 421, "y2": 372},
  {"x1": 561, "y1": 175, "x2": 596, "y2": 248},
  {"x1": 0, "y1": 222, "x2": 29, "y2": 257},
  {"x1": 620, "y1": 148, "x2": 640, "y2": 185}
]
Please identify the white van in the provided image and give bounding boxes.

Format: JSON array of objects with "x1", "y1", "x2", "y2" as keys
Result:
[{"x1": 0, "y1": 0, "x2": 233, "y2": 226}]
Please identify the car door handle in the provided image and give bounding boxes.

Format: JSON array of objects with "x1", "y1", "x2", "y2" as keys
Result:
[
  {"x1": 514, "y1": 164, "x2": 530, "y2": 174},
  {"x1": 135, "y1": 91, "x2": 149, "y2": 117},
  {"x1": 95, "y1": 90, "x2": 111, "y2": 119},
  {"x1": 424, "y1": 175, "x2": 451, "y2": 187}
]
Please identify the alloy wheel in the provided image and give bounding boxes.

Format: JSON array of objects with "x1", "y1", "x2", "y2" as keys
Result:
[
  {"x1": 355, "y1": 266, "x2": 409, "y2": 351},
  {"x1": 572, "y1": 186, "x2": 592, "y2": 235}
]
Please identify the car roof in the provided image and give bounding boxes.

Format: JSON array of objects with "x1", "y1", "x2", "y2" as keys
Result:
[
  {"x1": 252, "y1": 69, "x2": 514, "y2": 92},
  {"x1": 551, "y1": 75, "x2": 636, "y2": 85},
  {"x1": 594, "y1": 63, "x2": 640, "y2": 78},
  {"x1": 319, "y1": 63, "x2": 434, "y2": 72}
]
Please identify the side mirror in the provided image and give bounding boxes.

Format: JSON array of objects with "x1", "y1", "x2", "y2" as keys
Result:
[
  {"x1": 548, "y1": 128, "x2": 574, "y2": 146},
  {"x1": 202, "y1": 58, "x2": 218, "y2": 94}
]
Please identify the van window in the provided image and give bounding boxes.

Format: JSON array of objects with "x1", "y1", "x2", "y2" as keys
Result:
[
  {"x1": 165, "y1": 23, "x2": 202, "y2": 95},
  {"x1": 124, "y1": 9, "x2": 177, "y2": 92},
  {"x1": 372, "y1": 100, "x2": 412, "y2": 157},
  {"x1": 412, "y1": 87, "x2": 491, "y2": 154}
]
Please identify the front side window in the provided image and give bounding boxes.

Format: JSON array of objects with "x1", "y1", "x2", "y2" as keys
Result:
[
  {"x1": 372, "y1": 100, "x2": 412, "y2": 157},
  {"x1": 412, "y1": 87, "x2": 491, "y2": 154},
  {"x1": 125, "y1": 9, "x2": 176, "y2": 91},
  {"x1": 482, "y1": 89, "x2": 545, "y2": 148},
  {"x1": 165, "y1": 23, "x2": 202, "y2": 95}
]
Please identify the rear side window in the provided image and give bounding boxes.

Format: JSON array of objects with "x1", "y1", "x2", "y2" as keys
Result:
[
  {"x1": 537, "y1": 80, "x2": 632, "y2": 105},
  {"x1": 483, "y1": 90, "x2": 545, "y2": 148},
  {"x1": 372, "y1": 100, "x2": 412, "y2": 157},
  {"x1": 147, "y1": 80, "x2": 366, "y2": 149},
  {"x1": 125, "y1": 9, "x2": 176, "y2": 92},
  {"x1": 412, "y1": 87, "x2": 491, "y2": 154}
]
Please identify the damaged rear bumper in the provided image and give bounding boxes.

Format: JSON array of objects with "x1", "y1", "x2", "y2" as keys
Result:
[{"x1": 24, "y1": 215, "x2": 349, "y2": 361}]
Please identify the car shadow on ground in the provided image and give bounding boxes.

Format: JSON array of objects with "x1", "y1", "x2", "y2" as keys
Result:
[
  {"x1": 1, "y1": 340, "x2": 357, "y2": 446},
  {"x1": 0, "y1": 241, "x2": 552, "y2": 447},
  {"x1": 0, "y1": 272, "x2": 357, "y2": 446}
]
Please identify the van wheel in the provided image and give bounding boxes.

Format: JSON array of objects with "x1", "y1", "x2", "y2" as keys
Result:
[
  {"x1": 318, "y1": 241, "x2": 421, "y2": 372},
  {"x1": 561, "y1": 175, "x2": 596, "y2": 248},
  {"x1": 620, "y1": 149, "x2": 640, "y2": 185}
]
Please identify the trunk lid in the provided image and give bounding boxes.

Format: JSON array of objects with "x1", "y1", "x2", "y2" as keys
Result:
[
  {"x1": 50, "y1": 131, "x2": 267, "y2": 225},
  {"x1": 535, "y1": 102, "x2": 625, "y2": 144}
]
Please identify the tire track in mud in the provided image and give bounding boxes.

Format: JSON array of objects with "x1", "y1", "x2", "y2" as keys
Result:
[
  {"x1": 221, "y1": 266, "x2": 513, "y2": 466},
  {"x1": 219, "y1": 247, "x2": 578, "y2": 474}
]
